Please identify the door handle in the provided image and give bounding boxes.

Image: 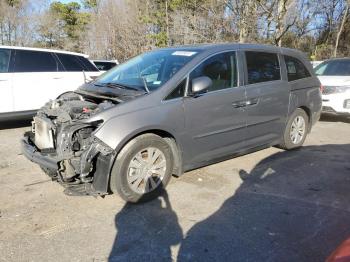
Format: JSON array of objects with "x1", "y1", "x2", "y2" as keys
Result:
[
  {"x1": 232, "y1": 98, "x2": 259, "y2": 108},
  {"x1": 52, "y1": 76, "x2": 63, "y2": 79},
  {"x1": 232, "y1": 101, "x2": 246, "y2": 108},
  {"x1": 245, "y1": 98, "x2": 259, "y2": 106}
]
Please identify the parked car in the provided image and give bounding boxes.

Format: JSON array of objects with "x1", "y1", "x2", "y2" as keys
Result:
[
  {"x1": 311, "y1": 60, "x2": 323, "y2": 68},
  {"x1": 315, "y1": 58, "x2": 350, "y2": 115},
  {"x1": 0, "y1": 46, "x2": 101, "y2": 120},
  {"x1": 91, "y1": 59, "x2": 119, "y2": 72},
  {"x1": 21, "y1": 44, "x2": 322, "y2": 203}
]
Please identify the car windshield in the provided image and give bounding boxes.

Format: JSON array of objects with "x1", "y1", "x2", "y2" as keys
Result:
[
  {"x1": 94, "y1": 49, "x2": 199, "y2": 92},
  {"x1": 314, "y1": 59, "x2": 350, "y2": 76}
]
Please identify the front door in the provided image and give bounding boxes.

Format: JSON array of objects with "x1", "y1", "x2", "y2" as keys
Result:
[{"x1": 183, "y1": 51, "x2": 247, "y2": 165}]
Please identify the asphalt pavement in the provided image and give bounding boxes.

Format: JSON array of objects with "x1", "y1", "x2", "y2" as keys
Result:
[{"x1": 0, "y1": 115, "x2": 349, "y2": 262}]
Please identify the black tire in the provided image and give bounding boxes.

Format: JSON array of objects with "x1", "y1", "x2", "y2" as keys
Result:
[
  {"x1": 279, "y1": 108, "x2": 309, "y2": 150},
  {"x1": 110, "y1": 134, "x2": 174, "y2": 203}
]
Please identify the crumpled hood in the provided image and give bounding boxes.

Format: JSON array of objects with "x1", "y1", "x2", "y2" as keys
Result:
[{"x1": 78, "y1": 82, "x2": 146, "y2": 101}]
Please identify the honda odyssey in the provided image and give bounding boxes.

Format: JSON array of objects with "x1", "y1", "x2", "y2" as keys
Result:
[{"x1": 22, "y1": 44, "x2": 322, "y2": 203}]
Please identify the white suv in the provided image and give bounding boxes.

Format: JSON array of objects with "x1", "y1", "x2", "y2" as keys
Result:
[
  {"x1": 91, "y1": 59, "x2": 119, "y2": 73},
  {"x1": 0, "y1": 46, "x2": 101, "y2": 120},
  {"x1": 315, "y1": 58, "x2": 350, "y2": 115}
]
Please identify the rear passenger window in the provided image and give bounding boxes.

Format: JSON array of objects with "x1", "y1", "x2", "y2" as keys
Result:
[
  {"x1": 245, "y1": 51, "x2": 280, "y2": 84},
  {"x1": 0, "y1": 49, "x2": 11, "y2": 73},
  {"x1": 285, "y1": 56, "x2": 311, "y2": 81},
  {"x1": 56, "y1": 53, "x2": 85, "y2": 71},
  {"x1": 189, "y1": 52, "x2": 237, "y2": 93},
  {"x1": 14, "y1": 50, "x2": 58, "y2": 72}
]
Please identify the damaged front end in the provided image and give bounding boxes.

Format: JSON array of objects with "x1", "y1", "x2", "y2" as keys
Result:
[{"x1": 21, "y1": 91, "x2": 116, "y2": 196}]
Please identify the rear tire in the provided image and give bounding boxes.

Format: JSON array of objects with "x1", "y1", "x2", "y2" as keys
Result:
[
  {"x1": 110, "y1": 134, "x2": 174, "y2": 203},
  {"x1": 279, "y1": 108, "x2": 309, "y2": 150}
]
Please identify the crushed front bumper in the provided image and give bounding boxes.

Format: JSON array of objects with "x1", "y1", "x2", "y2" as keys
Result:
[
  {"x1": 21, "y1": 131, "x2": 59, "y2": 171},
  {"x1": 21, "y1": 131, "x2": 115, "y2": 196}
]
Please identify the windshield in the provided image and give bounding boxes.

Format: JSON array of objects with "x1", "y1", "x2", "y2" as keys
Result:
[
  {"x1": 315, "y1": 59, "x2": 350, "y2": 76},
  {"x1": 94, "y1": 49, "x2": 199, "y2": 92}
]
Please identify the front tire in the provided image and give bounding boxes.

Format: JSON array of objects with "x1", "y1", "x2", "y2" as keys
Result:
[
  {"x1": 110, "y1": 134, "x2": 174, "y2": 203},
  {"x1": 279, "y1": 108, "x2": 309, "y2": 150}
]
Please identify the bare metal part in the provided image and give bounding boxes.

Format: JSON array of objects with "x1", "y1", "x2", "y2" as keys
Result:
[{"x1": 33, "y1": 116, "x2": 55, "y2": 149}]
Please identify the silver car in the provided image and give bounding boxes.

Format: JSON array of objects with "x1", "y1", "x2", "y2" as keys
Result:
[{"x1": 22, "y1": 44, "x2": 322, "y2": 203}]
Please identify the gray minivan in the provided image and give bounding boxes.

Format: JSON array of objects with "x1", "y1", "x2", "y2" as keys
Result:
[{"x1": 22, "y1": 44, "x2": 322, "y2": 203}]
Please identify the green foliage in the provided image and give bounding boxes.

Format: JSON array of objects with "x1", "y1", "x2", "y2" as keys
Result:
[
  {"x1": 151, "y1": 31, "x2": 168, "y2": 47},
  {"x1": 50, "y1": 1, "x2": 90, "y2": 40},
  {"x1": 6, "y1": 0, "x2": 20, "y2": 7},
  {"x1": 82, "y1": 0, "x2": 98, "y2": 9}
]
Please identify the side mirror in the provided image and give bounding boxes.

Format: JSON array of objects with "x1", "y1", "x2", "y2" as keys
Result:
[{"x1": 191, "y1": 76, "x2": 212, "y2": 95}]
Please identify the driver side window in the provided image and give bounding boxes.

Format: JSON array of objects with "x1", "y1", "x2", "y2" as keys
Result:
[{"x1": 189, "y1": 52, "x2": 237, "y2": 93}]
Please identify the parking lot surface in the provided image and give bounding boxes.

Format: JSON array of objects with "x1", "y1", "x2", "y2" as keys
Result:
[{"x1": 0, "y1": 116, "x2": 350, "y2": 262}]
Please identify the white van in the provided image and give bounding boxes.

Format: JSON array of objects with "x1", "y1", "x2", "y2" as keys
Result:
[{"x1": 0, "y1": 46, "x2": 101, "y2": 120}]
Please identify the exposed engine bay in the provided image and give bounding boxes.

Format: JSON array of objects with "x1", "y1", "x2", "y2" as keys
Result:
[
  {"x1": 39, "y1": 91, "x2": 115, "y2": 122},
  {"x1": 25, "y1": 91, "x2": 118, "y2": 195}
]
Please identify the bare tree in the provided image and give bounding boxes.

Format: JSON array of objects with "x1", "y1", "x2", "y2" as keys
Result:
[
  {"x1": 274, "y1": 0, "x2": 297, "y2": 46},
  {"x1": 334, "y1": 0, "x2": 349, "y2": 57},
  {"x1": 227, "y1": 0, "x2": 259, "y2": 43},
  {"x1": 82, "y1": 0, "x2": 152, "y2": 61}
]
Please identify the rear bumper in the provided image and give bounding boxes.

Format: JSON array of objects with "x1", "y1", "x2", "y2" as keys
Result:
[{"x1": 21, "y1": 132, "x2": 59, "y2": 170}]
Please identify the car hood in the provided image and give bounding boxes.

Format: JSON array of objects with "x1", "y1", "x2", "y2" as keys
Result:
[{"x1": 78, "y1": 82, "x2": 146, "y2": 101}]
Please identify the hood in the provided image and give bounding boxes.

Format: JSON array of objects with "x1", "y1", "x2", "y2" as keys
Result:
[{"x1": 78, "y1": 82, "x2": 146, "y2": 101}]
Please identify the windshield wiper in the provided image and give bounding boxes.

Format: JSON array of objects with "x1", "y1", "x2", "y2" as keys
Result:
[
  {"x1": 93, "y1": 82, "x2": 105, "y2": 87},
  {"x1": 106, "y1": 82, "x2": 140, "y2": 91},
  {"x1": 76, "y1": 89, "x2": 124, "y2": 103},
  {"x1": 141, "y1": 77, "x2": 150, "y2": 93}
]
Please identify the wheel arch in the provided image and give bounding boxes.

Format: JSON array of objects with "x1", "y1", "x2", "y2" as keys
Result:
[
  {"x1": 298, "y1": 106, "x2": 312, "y2": 132},
  {"x1": 124, "y1": 129, "x2": 183, "y2": 177},
  {"x1": 100, "y1": 128, "x2": 183, "y2": 194}
]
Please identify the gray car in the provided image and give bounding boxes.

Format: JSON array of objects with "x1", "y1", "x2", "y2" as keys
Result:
[{"x1": 22, "y1": 43, "x2": 322, "y2": 203}]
